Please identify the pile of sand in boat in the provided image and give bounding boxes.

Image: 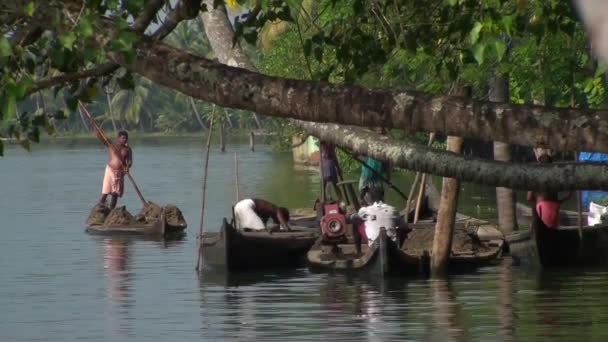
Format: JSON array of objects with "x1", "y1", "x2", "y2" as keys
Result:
[
  {"x1": 402, "y1": 224, "x2": 489, "y2": 256},
  {"x1": 86, "y1": 201, "x2": 186, "y2": 227}
]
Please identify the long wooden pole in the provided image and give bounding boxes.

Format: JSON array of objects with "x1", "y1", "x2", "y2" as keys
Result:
[
  {"x1": 195, "y1": 118, "x2": 215, "y2": 271},
  {"x1": 576, "y1": 151, "x2": 584, "y2": 241},
  {"x1": 405, "y1": 132, "x2": 435, "y2": 223},
  {"x1": 78, "y1": 101, "x2": 146, "y2": 205},
  {"x1": 413, "y1": 174, "x2": 428, "y2": 224},
  {"x1": 337, "y1": 146, "x2": 408, "y2": 201},
  {"x1": 234, "y1": 151, "x2": 240, "y2": 202}
]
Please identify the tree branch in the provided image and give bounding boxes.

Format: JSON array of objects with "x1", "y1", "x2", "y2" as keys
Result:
[
  {"x1": 112, "y1": 39, "x2": 608, "y2": 154},
  {"x1": 151, "y1": 0, "x2": 202, "y2": 40},
  {"x1": 24, "y1": 0, "x2": 167, "y2": 97},
  {"x1": 293, "y1": 121, "x2": 608, "y2": 192}
]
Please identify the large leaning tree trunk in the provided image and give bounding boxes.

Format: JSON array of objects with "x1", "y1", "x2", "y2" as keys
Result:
[
  {"x1": 431, "y1": 84, "x2": 467, "y2": 276},
  {"x1": 13, "y1": 2, "x2": 608, "y2": 191},
  {"x1": 491, "y1": 73, "x2": 517, "y2": 234},
  {"x1": 200, "y1": 0, "x2": 262, "y2": 129}
]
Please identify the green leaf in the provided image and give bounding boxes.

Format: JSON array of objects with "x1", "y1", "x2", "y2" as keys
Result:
[
  {"x1": 595, "y1": 63, "x2": 607, "y2": 78},
  {"x1": 0, "y1": 37, "x2": 11, "y2": 58},
  {"x1": 58, "y1": 32, "x2": 77, "y2": 50},
  {"x1": 3, "y1": 96, "x2": 16, "y2": 120},
  {"x1": 76, "y1": 16, "x2": 94, "y2": 38},
  {"x1": 469, "y1": 22, "x2": 483, "y2": 45},
  {"x1": 24, "y1": 1, "x2": 35, "y2": 16},
  {"x1": 472, "y1": 43, "x2": 485, "y2": 65},
  {"x1": 501, "y1": 16, "x2": 513, "y2": 36},
  {"x1": 447, "y1": 0, "x2": 457, "y2": 5},
  {"x1": 494, "y1": 40, "x2": 506, "y2": 62}
]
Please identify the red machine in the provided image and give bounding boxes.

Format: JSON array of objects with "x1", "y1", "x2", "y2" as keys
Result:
[{"x1": 320, "y1": 202, "x2": 347, "y2": 240}]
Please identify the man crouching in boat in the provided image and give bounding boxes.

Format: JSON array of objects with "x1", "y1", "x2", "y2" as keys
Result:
[
  {"x1": 527, "y1": 154, "x2": 571, "y2": 228},
  {"x1": 98, "y1": 131, "x2": 132, "y2": 209},
  {"x1": 234, "y1": 198, "x2": 291, "y2": 233}
]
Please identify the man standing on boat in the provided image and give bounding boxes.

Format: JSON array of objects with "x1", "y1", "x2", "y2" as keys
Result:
[
  {"x1": 98, "y1": 130, "x2": 133, "y2": 210},
  {"x1": 233, "y1": 198, "x2": 291, "y2": 232},
  {"x1": 527, "y1": 154, "x2": 571, "y2": 228},
  {"x1": 319, "y1": 140, "x2": 343, "y2": 203},
  {"x1": 358, "y1": 128, "x2": 390, "y2": 206}
]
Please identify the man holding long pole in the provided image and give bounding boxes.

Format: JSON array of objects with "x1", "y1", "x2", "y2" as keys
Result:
[{"x1": 97, "y1": 129, "x2": 133, "y2": 209}]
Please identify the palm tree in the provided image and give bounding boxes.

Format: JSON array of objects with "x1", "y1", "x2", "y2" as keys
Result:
[{"x1": 109, "y1": 82, "x2": 150, "y2": 129}]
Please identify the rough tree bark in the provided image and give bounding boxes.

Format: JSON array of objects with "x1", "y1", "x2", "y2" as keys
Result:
[
  {"x1": 200, "y1": 0, "x2": 262, "y2": 128},
  {"x1": 112, "y1": 38, "x2": 608, "y2": 155},
  {"x1": 491, "y1": 74, "x2": 517, "y2": 234},
  {"x1": 294, "y1": 121, "x2": 608, "y2": 191}
]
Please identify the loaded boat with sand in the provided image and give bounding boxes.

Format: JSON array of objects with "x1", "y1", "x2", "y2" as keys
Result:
[
  {"x1": 307, "y1": 201, "x2": 504, "y2": 276},
  {"x1": 86, "y1": 201, "x2": 187, "y2": 237}
]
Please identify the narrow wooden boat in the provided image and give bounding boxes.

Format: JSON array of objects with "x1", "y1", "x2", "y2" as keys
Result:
[
  {"x1": 507, "y1": 206, "x2": 608, "y2": 267},
  {"x1": 307, "y1": 228, "x2": 411, "y2": 276},
  {"x1": 201, "y1": 216, "x2": 320, "y2": 271},
  {"x1": 400, "y1": 222, "x2": 505, "y2": 275},
  {"x1": 307, "y1": 218, "x2": 504, "y2": 276},
  {"x1": 86, "y1": 208, "x2": 187, "y2": 237}
]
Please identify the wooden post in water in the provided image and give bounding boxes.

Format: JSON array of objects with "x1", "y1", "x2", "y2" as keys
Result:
[
  {"x1": 431, "y1": 84, "x2": 467, "y2": 276},
  {"x1": 220, "y1": 120, "x2": 226, "y2": 152},
  {"x1": 195, "y1": 118, "x2": 214, "y2": 271},
  {"x1": 234, "y1": 152, "x2": 240, "y2": 203},
  {"x1": 249, "y1": 131, "x2": 255, "y2": 152},
  {"x1": 431, "y1": 136, "x2": 464, "y2": 276}
]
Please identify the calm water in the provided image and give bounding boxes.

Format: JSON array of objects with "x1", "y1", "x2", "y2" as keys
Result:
[{"x1": 2, "y1": 138, "x2": 608, "y2": 341}]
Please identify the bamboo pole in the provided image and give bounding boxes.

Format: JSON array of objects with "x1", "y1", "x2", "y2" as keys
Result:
[
  {"x1": 219, "y1": 120, "x2": 226, "y2": 152},
  {"x1": 413, "y1": 174, "x2": 428, "y2": 224},
  {"x1": 411, "y1": 133, "x2": 436, "y2": 223},
  {"x1": 195, "y1": 118, "x2": 215, "y2": 271},
  {"x1": 78, "y1": 101, "x2": 146, "y2": 205},
  {"x1": 235, "y1": 151, "x2": 240, "y2": 202}
]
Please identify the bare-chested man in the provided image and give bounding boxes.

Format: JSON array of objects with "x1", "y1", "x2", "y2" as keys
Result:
[
  {"x1": 98, "y1": 130, "x2": 133, "y2": 209},
  {"x1": 233, "y1": 198, "x2": 291, "y2": 232}
]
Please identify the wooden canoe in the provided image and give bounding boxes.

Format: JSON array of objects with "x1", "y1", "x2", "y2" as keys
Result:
[
  {"x1": 200, "y1": 216, "x2": 319, "y2": 271},
  {"x1": 400, "y1": 221, "x2": 504, "y2": 275},
  {"x1": 507, "y1": 205, "x2": 608, "y2": 267},
  {"x1": 307, "y1": 228, "x2": 410, "y2": 276},
  {"x1": 308, "y1": 216, "x2": 504, "y2": 276},
  {"x1": 86, "y1": 208, "x2": 187, "y2": 237}
]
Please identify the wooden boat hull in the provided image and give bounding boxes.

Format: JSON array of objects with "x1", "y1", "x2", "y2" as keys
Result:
[
  {"x1": 400, "y1": 222, "x2": 505, "y2": 275},
  {"x1": 308, "y1": 220, "x2": 504, "y2": 276},
  {"x1": 86, "y1": 209, "x2": 187, "y2": 237},
  {"x1": 201, "y1": 218, "x2": 319, "y2": 271},
  {"x1": 307, "y1": 229, "x2": 411, "y2": 276},
  {"x1": 507, "y1": 206, "x2": 608, "y2": 267}
]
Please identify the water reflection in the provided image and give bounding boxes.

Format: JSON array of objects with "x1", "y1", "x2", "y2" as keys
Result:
[
  {"x1": 101, "y1": 237, "x2": 133, "y2": 338},
  {"x1": 430, "y1": 278, "x2": 465, "y2": 342},
  {"x1": 497, "y1": 257, "x2": 515, "y2": 342}
]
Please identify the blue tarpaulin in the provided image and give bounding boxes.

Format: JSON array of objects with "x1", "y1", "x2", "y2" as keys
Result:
[{"x1": 579, "y1": 151, "x2": 608, "y2": 208}]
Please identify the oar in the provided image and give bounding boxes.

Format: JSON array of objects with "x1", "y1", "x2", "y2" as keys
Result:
[
  {"x1": 195, "y1": 118, "x2": 214, "y2": 271},
  {"x1": 78, "y1": 101, "x2": 146, "y2": 205},
  {"x1": 337, "y1": 146, "x2": 408, "y2": 201}
]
